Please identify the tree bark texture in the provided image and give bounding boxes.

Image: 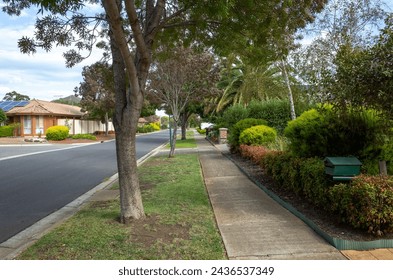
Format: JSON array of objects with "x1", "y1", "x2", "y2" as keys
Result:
[
  {"x1": 169, "y1": 121, "x2": 178, "y2": 158},
  {"x1": 103, "y1": 0, "x2": 162, "y2": 222},
  {"x1": 180, "y1": 112, "x2": 189, "y2": 140},
  {"x1": 109, "y1": 26, "x2": 145, "y2": 222},
  {"x1": 281, "y1": 59, "x2": 297, "y2": 120}
]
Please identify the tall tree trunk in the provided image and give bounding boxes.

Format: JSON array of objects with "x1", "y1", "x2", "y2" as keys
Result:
[
  {"x1": 281, "y1": 59, "x2": 296, "y2": 120},
  {"x1": 169, "y1": 120, "x2": 178, "y2": 158},
  {"x1": 115, "y1": 114, "x2": 144, "y2": 223},
  {"x1": 105, "y1": 112, "x2": 109, "y2": 136},
  {"x1": 180, "y1": 112, "x2": 188, "y2": 140},
  {"x1": 104, "y1": 0, "x2": 164, "y2": 222},
  {"x1": 107, "y1": 4, "x2": 145, "y2": 222}
]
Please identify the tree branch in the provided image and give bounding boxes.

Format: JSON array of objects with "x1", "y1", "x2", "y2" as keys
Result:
[
  {"x1": 124, "y1": 0, "x2": 149, "y2": 61},
  {"x1": 103, "y1": 0, "x2": 139, "y2": 95}
]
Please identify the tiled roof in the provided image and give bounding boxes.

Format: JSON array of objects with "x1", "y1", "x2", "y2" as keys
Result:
[{"x1": 6, "y1": 99, "x2": 85, "y2": 117}]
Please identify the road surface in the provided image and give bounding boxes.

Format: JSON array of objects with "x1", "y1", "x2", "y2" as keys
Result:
[{"x1": 0, "y1": 131, "x2": 169, "y2": 243}]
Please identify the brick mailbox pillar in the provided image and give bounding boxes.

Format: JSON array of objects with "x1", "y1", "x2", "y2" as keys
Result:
[{"x1": 219, "y1": 128, "x2": 228, "y2": 144}]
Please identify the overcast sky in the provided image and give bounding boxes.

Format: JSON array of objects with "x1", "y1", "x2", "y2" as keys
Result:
[{"x1": 0, "y1": 2, "x2": 392, "y2": 102}]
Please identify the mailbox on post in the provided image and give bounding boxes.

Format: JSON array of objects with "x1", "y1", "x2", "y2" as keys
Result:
[{"x1": 324, "y1": 157, "x2": 362, "y2": 181}]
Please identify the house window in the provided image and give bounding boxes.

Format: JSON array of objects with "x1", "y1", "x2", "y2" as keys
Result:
[
  {"x1": 23, "y1": 115, "x2": 32, "y2": 135},
  {"x1": 35, "y1": 116, "x2": 44, "y2": 134}
]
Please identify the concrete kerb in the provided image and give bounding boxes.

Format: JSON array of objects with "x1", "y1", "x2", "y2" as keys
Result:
[
  {"x1": 0, "y1": 141, "x2": 168, "y2": 260},
  {"x1": 0, "y1": 172, "x2": 119, "y2": 260}
]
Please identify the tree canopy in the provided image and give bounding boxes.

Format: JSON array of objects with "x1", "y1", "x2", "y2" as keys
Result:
[
  {"x1": 328, "y1": 14, "x2": 393, "y2": 115},
  {"x1": 2, "y1": 91, "x2": 30, "y2": 101},
  {"x1": 292, "y1": 0, "x2": 387, "y2": 101}
]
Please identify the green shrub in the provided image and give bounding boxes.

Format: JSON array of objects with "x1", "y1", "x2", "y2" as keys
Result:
[
  {"x1": 137, "y1": 123, "x2": 159, "y2": 133},
  {"x1": 46, "y1": 125, "x2": 69, "y2": 141},
  {"x1": 247, "y1": 99, "x2": 291, "y2": 133},
  {"x1": 284, "y1": 108, "x2": 328, "y2": 157},
  {"x1": 329, "y1": 175, "x2": 393, "y2": 235},
  {"x1": 196, "y1": 128, "x2": 206, "y2": 135},
  {"x1": 228, "y1": 118, "x2": 267, "y2": 149},
  {"x1": 239, "y1": 125, "x2": 277, "y2": 146},
  {"x1": 299, "y1": 157, "x2": 331, "y2": 206},
  {"x1": 260, "y1": 152, "x2": 331, "y2": 205},
  {"x1": 259, "y1": 151, "x2": 288, "y2": 188},
  {"x1": 284, "y1": 106, "x2": 385, "y2": 159},
  {"x1": 150, "y1": 122, "x2": 161, "y2": 131},
  {"x1": 216, "y1": 104, "x2": 249, "y2": 130},
  {"x1": 71, "y1": 134, "x2": 97, "y2": 140},
  {"x1": 264, "y1": 135, "x2": 289, "y2": 151},
  {"x1": 0, "y1": 125, "x2": 14, "y2": 137}
]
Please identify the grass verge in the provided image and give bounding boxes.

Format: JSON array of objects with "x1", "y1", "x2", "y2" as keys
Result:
[
  {"x1": 17, "y1": 154, "x2": 226, "y2": 260},
  {"x1": 165, "y1": 130, "x2": 197, "y2": 149}
]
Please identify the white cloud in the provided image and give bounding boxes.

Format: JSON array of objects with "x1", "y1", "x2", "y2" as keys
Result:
[{"x1": 0, "y1": 8, "x2": 104, "y2": 101}]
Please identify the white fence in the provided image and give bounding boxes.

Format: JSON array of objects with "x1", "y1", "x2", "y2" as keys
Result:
[{"x1": 58, "y1": 119, "x2": 114, "y2": 135}]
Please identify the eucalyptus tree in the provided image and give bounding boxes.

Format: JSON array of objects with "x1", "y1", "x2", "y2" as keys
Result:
[
  {"x1": 293, "y1": 0, "x2": 387, "y2": 101},
  {"x1": 329, "y1": 14, "x2": 393, "y2": 116},
  {"x1": 2, "y1": 0, "x2": 327, "y2": 223}
]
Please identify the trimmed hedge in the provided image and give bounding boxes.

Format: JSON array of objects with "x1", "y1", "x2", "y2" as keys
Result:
[
  {"x1": 239, "y1": 125, "x2": 277, "y2": 146},
  {"x1": 260, "y1": 152, "x2": 332, "y2": 206},
  {"x1": 247, "y1": 99, "x2": 291, "y2": 132},
  {"x1": 0, "y1": 125, "x2": 14, "y2": 137},
  {"x1": 284, "y1": 108, "x2": 328, "y2": 157},
  {"x1": 217, "y1": 104, "x2": 249, "y2": 130},
  {"x1": 248, "y1": 149, "x2": 393, "y2": 235},
  {"x1": 329, "y1": 175, "x2": 393, "y2": 235},
  {"x1": 228, "y1": 118, "x2": 267, "y2": 151},
  {"x1": 71, "y1": 134, "x2": 97, "y2": 140},
  {"x1": 46, "y1": 125, "x2": 69, "y2": 141}
]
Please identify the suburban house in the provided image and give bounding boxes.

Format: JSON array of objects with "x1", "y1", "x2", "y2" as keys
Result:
[
  {"x1": 1, "y1": 99, "x2": 156, "y2": 137},
  {"x1": 3, "y1": 99, "x2": 86, "y2": 137}
]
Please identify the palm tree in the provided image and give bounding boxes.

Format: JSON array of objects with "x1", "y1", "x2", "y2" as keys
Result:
[{"x1": 213, "y1": 56, "x2": 290, "y2": 114}]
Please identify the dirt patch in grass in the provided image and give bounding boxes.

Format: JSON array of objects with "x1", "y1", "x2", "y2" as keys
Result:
[
  {"x1": 140, "y1": 182, "x2": 155, "y2": 191},
  {"x1": 129, "y1": 214, "x2": 190, "y2": 245}
]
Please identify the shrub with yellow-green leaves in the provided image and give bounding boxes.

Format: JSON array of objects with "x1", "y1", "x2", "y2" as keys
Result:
[{"x1": 45, "y1": 125, "x2": 69, "y2": 141}]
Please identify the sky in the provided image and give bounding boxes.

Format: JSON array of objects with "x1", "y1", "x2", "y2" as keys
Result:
[
  {"x1": 0, "y1": 3, "x2": 104, "y2": 101},
  {"x1": 0, "y1": 1, "x2": 392, "y2": 102}
]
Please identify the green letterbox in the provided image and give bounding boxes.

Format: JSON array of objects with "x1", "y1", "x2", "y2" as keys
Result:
[{"x1": 324, "y1": 157, "x2": 362, "y2": 181}]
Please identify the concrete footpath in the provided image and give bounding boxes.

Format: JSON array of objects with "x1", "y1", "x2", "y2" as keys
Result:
[
  {"x1": 196, "y1": 134, "x2": 393, "y2": 260},
  {"x1": 196, "y1": 135, "x2": 346, "y2": 260}
]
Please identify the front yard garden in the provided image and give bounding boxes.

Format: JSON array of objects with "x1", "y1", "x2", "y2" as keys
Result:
[{"x1": 210, "y1": 100, "x2": 393, "y2": 240}]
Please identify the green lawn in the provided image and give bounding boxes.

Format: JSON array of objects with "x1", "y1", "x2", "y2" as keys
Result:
[
  {"x1": 165, "y1": 130, "x2": 197, "y2": 149},
  {"x1": 18, "y1": 154, "x2": 226, "y2": 260}
]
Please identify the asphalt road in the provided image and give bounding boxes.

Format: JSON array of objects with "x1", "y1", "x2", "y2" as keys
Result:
[{"x1": 0, "y1": 130, "x2": 170, "y2": 243}]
